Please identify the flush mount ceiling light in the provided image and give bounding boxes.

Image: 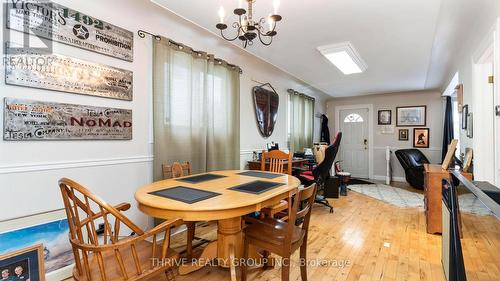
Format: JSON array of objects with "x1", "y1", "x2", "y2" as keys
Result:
[{"x1": 317, "y1": 42, "x2": 367, "y2": 75}]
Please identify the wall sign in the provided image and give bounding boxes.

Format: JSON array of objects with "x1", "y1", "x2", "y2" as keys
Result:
[
  {"x1": 6, "y1": 0, "x2": 134, "y2": 61},
  {"x1": 4, "y1": 98, "x2": 132, "y2": 140},
  {"x1": 5, "y1": 49, "x2": 133, "y2": 101}
]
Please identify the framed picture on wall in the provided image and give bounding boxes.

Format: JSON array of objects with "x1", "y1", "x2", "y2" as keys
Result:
[
  {"x1": 0, "y1": 244, "x2": 45, "y2": 281},
  {"x1": 467, "y1": 112, "x2": 473, "y2": 138},
  {"x1": 396, "y1": 106, "x2": 427, "y2": 127},
  {"x1": 398, "y1": 129, "x2": 409, "y2": 141},
  {"x1": 378, "y1": 110, "x2": 392, "y2": 125},
  {"x1": 413, "y1": 128, "x2": 430, "y2": 148},
  {"x1": 462, "y1": 105, "x2": 468, "y2": 129},
  {"x1": 456, "y1": 84, "x2": 464, "y2": 112}
]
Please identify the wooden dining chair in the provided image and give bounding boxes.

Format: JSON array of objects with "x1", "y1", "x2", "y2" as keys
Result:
[
  {"x1": 261, "y1": 150, "x2": 293, "y2": 175},
  {"x1": 161, "y1": 161, "x2": 197, "y2": 258},
  {"x1": 260, "y1": 150, "x2": 293, "y2": 219},
  {"x1": 242, "y1": 183, "x2": 318, "y2": 281},
  {"x1": 58, "y1": 178, "x2": 183, "y2": 281}
]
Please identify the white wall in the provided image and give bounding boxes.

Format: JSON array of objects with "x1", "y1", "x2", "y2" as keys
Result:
[
  {"x1": 0, "y1": 0, "x2": 328, "y2": 227},
  {"x1": 326, "y1": 90, "x2": 444, "y2": 181}
]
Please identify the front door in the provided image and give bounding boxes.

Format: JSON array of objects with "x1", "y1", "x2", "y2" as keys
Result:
[{"x1": 339, "y1": 108, "x2": 369, "y2": 178}]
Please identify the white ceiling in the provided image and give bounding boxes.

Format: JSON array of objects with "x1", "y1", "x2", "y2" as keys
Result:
[{"x1": 151, "y1": 0, "x2": 495, "y2": 97}]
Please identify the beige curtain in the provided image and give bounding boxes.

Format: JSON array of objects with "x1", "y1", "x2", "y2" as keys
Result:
[
  {"x1": 153, "y1": 38, "x2": 240, "y2": 180},
  {"x1": 289, "y1": 91, "x2": 314, "y2": 152}
]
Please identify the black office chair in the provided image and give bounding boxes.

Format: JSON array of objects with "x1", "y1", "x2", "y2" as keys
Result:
[
  {"x1": 394, "y1": 149, "x2": 430, "y2": 189},
  {"x1": 298, "y1": 132, "x2": 342, "y2": 213}
]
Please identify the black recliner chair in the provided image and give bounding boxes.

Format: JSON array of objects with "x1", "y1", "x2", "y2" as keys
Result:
[{"x1": 394, "y1": 149, "x2": 430, "y2": 190}]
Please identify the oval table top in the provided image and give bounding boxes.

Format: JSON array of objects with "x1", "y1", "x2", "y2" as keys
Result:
[{"x1": 135, "y1": 170, "x2": 300, "y2": 221}]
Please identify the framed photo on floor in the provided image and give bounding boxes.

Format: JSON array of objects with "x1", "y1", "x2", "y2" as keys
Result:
[
  {"x1": 413, "y1": 128, "x2": 430, "y2": 148},
  {"x1": 0, "y1": 244, "x2": 45, "y2": 281},
  {"x1": 396, "y1": 105, "x2": 426, "y2": 127},
  {"x1": 378, "y1": 110, "x2": 392, "y2": 125},
  {"x1": 398, "y1": 129, "x2": 409, "y2": 141}
]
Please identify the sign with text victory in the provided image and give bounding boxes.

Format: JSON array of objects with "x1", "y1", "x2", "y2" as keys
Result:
[
  {"x1": 4, "y1": 98, "x2": 132, "y2": 140},
  {"x1": 5, "y1": 48, "x2": 133, "y2": 101},
  {"x1": 6, "y1": 0, "x2": 134, "y2": 61}
]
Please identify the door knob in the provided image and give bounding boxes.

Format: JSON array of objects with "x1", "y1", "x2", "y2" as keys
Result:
[{"x1": 363, "y1": 139, "x2": 368, "y2": 145}]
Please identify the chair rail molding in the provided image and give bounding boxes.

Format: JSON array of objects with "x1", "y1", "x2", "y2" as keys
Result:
[{"x1": 0, "y1": 155, "x2": 154, "y2": 174}]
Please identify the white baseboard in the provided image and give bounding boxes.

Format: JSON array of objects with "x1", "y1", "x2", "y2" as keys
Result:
[{"x1": 371, "y1": 175, "x2": 407, "y2": 183}]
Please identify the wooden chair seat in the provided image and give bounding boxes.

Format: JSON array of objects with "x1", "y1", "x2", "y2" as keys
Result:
[
  {"x1": 245, "y1": 218, "x2": 305, "y2": 251},
  {"x1": 73, "y1": 240, "x2": 178, "y2": 281}
]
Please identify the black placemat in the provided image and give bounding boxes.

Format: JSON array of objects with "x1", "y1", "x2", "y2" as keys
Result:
[
  {"x1": 149, "y1": 186, "x2": 221, "y2": 204},
  {"x1": 237, "y1": 171, "x2": 284, "y2": 179},
  {"x1": 229, "y1": 180, "x2": 284, "y2": 195},
  {"x1": 176, "y1": 173, "x2": 227, "y2": 184}
]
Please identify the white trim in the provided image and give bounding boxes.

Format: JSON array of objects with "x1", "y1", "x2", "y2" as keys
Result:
[
  {"x1": 373, "y1": 146, "x2": 442, "y2": 152},
  {"x1": 0, "y1": 155, "x2": 154, "y2": 174},
  {"x1": 334, "y1": 104, "x2": 374, "y2": 179},
  {"x1": 372, "y1": 175, "x2": 407, "y2": 182}
]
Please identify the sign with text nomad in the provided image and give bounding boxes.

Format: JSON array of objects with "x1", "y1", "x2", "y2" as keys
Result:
[
  {"x1": 6, "y1": 0, "x2": 134, "y2": 61},
  {"x1": 4, "y1": 98, "x2": 132, "y2": 140},
  {"x1": 5, "y1": 48, "x2": 133, "y2": 101}
]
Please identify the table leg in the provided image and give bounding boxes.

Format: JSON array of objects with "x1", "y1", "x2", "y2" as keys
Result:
[{"x1": 217, "y1": 217, "x2": 243, "y2": 267}]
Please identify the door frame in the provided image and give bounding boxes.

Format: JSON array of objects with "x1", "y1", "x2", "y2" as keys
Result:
[
  {"x1": 334, "y1": 104, "x2": 374, "y2": 179},
  {"x1": 471, "y1": 17, "x2": 499, "y2": 184}
]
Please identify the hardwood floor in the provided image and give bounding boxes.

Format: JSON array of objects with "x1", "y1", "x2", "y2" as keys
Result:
[{"x1": 65, "y1": 184, "x2": 500, "y2": 281}]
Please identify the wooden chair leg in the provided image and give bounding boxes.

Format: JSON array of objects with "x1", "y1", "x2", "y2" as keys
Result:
[
  {"x1": 300, "y1": 243, "x2": 307, "y2": 281},
  {"x1": 186, "y1": 222, "x2": 195, "y2": 259},
  {"x1": 165, "y1": 267, "x2": 175, "y2": 281},
  {"x1": 281, "y1": 256, "x2": 290, "y2": 281},
  {"x1": 241, "y1": 240, "x2": 249, "y2": 281}
]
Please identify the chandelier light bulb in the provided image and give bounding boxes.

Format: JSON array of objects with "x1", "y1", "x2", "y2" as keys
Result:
[
  {"x1": 273, "y1": 0, "x2": 280, "y2": 14},
  {"x1": 218, "y1": 6, "x2": 225, "y2": 23},
  {"x1": 238, "y1": 0, "x2": 243, "y2": 8}
]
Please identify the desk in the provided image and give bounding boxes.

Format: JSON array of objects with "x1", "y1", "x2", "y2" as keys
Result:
[
  {"x1": 247, "y1": 158, "x2": 308, "y2": 171},
  {"x1": 424, "y1": 164, "x2": 472, "y2": 234},
  {"x1": 135, "y1": 170, "x2": 300, "y2": 281}
]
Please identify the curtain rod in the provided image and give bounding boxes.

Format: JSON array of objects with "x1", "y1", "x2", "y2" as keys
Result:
[
  {"x1": 138, "y1": 29, "x2": 242, "y2": 74},
  {"x1": 287, "y1": 89, "x2": 315, "y2": 101}
]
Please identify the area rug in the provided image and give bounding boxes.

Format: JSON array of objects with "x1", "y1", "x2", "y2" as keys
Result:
[{"x1": 348, "y1": 184, "x2": 493, "y2": 216}]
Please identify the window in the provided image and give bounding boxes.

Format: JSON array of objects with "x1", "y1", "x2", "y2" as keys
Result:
[{"x1": 344, "y1": 113, "x2": 364, "y2": 123}]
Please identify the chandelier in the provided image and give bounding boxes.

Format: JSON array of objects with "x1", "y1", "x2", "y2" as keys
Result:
[{"x1": 216, "y1": 0, "x2": 282, "y2": 48}]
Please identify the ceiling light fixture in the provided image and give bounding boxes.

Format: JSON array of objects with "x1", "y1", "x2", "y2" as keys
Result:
[
  {"x1": 216, "y1": 0, "x2": 282, "y2": 48},
  {"x1": 317, "y1": 42, "x2": 367, "y2": 75}
]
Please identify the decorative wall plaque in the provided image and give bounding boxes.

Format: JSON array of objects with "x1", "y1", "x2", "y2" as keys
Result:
[
  {"x1": 252, "y1": 83, "x2": 279, "y2": 138},
  {"x1": 5, "y1": 49, "x2": 133, "y2": 101},
  {"x1": 6, "y1": 0, "x2": 134, "y2": 61},
  {"x1": 4, "y1": 98, "x2": 132, "y2": 140}
]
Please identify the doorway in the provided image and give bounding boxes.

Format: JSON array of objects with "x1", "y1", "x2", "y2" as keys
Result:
[{"x1": 335, "y1": 105, "x2": 374, "y2": 179}]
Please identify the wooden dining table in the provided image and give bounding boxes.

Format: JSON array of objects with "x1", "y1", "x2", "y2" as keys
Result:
[{"x1": 134, "y1": 169, "x2": 300, "y2": 281}]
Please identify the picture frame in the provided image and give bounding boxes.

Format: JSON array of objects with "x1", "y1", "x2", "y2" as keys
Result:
[
  {"x1": 0, "y1": 244, "x2": 45, "y2": 281},
  {"x1": 462, "y1": 105, "x2": 468, "y2": 129},
  {"x1": 456, "y1": 84, "x2": 464, "y2": 113},
  {"x1": 467, "y1": 112, "x2": 473, "y2": 138},
  {"x1": 378, "y1": 110, "x2": 392, "y2": 125},
  {"x1": 398, "y1": 129, "x2": 409, "y2": 141},
  {"x1": 413, "y1": 128, "x2": 430, "y2": 148},
  {"x1": 396, "y1": 106, "x2": 427, "y2": 127}
]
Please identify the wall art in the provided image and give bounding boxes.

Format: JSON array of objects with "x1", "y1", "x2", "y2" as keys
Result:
[
  {"x1": 413, "y1": 128, "x2": 430, "y2": 148},
  {"x1": 4, "y1": 98, "x2": 132, "y2": 140},
  {"x1": 378, "y1": 110, "x2": 391, "y2": 125},
  {"x1": 6, "y1": 0, "x2": 134, "y2": 61},
  {"x1": 0, "y1": 244, "x2": 45, "y2": 281},
  {"x1": 396, "y1": 105, "x2": 426, "y2": 127},
  {"x1": 5, "y1": 48, "x2": 133, "y2": 101}
]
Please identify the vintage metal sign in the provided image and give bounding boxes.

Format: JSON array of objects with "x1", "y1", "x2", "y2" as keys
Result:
[
  {"x1": 6, "y1": 0, "x2": 134, "y2": 61},
  {"x1": 4, "y1": 98, "x2": 132, "y2": 140},
  {"x1": 5, "y1": 49, "x2": 133, "y2": 101}
]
